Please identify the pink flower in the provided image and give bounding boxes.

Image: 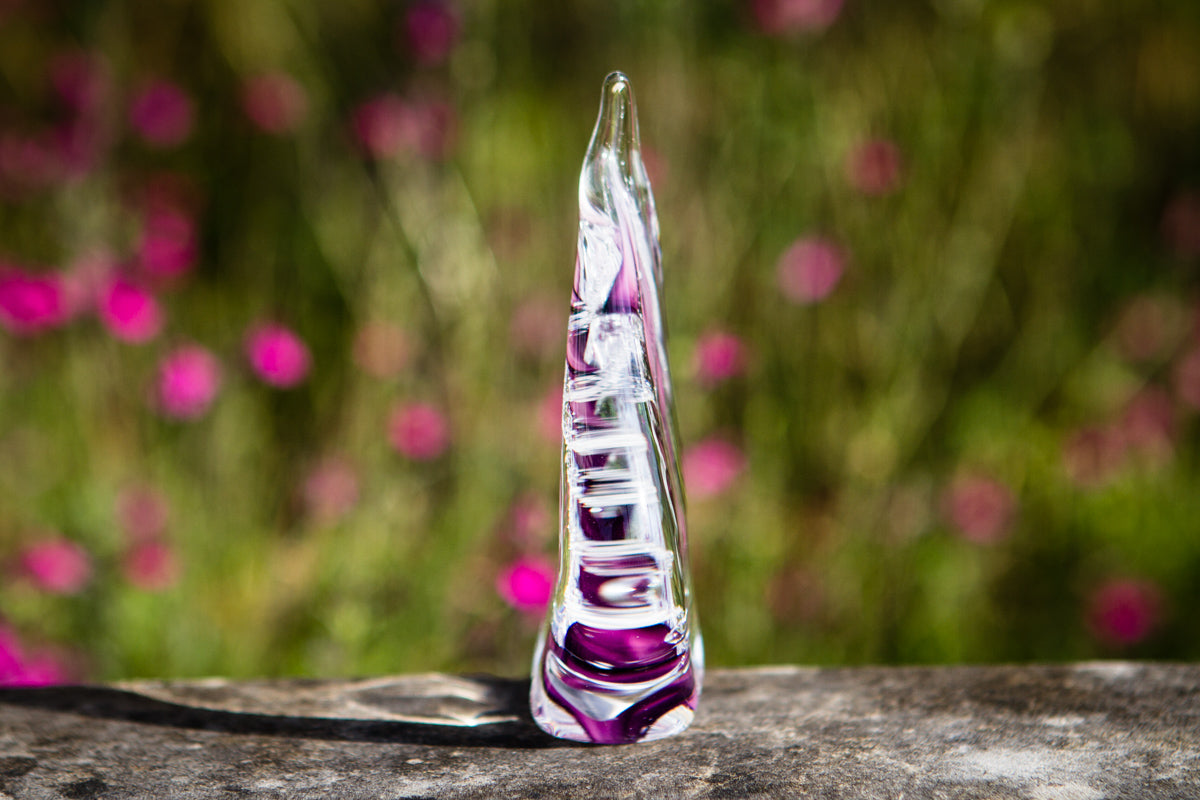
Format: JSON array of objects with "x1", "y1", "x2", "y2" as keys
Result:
[
  {"x1": 50, "y1": 50, "x2": 110, "y2": 115},
  {"x1": 1161, "y1": 190, "x2": 1200, "y2": 259},
  {"x1": 388, "y1": 402, "x2": 450, "y2": 460},
  {"x1": 245, "y1": 323, "x2": 311, "y2": 388},
  {"x1": 684, "y1": 438, "x2": 747, "y2": 499},
  {"x1": 777, "y1": 237, "x2": 845, "y2": 304},
  {"x1": 352, "y1": 94, "x2": 417, "y2": 158},
  {"x1": 408, "y1": 100, "x2": 457, "y2": 160},
  {"x1": 404, "y1": 1, "x2": 460, "y2": 65},
  {"x1": 129, "y1": 79, "x2": 194, "y2": 148},
  {"x1": 0, "y1": 626, "x2": 24, "y2": 680},
  {"x1": 1087, "y1": 578, "x2": 1163, "y2": 646},
  {"x1": 59, "y1": 252, "x2": 115, "y2": 319},
  {"x1": 353, "y1": 322, "x2": 411, "y2": 378},
  {"x1": 156, "y1": 345, "x2": 221, "y2": 419},
  {"x1": 122, "y1": 540, "x2": 179, "y2": 591},
  {"x1": 19, "y1": 538, "x2": 92, "y2": 594},
  {"x1": 1114, "y1": 294, "x2": 1185, "y2": 364},
  {"x1": 14, "y1": 650, "x2": 68, "y2": 686},
  {"x1": 496, "y1": 556, "x2": 555, "y2": 614},
  {"x1": 847, "y1": 138, "x2": 903, "y2": 196},
  {"x1": 1118, "y1": 387, "x2": 1175, "y2": 466},
  {"x1": 510, "y1": 296, "x2": 565, "y2": 359},
  {"x1": 53, "y1": 116, "x2": 107, "y2": 179},
  {"x1": 0, "y1": 132, "x2": 61, "y2": 191},
  {"x1": 241, "y1": 72, "x2": 307, "y2": 135},
  {"x1": 352, "y1": 94, "x2": 456, "y2": 160},
  {"x1": 98, "y1": 278, "x2": 163, "y2": 343},
  {"x1": 752, "y1": 0, "x2": 843, "y2": 35},
  {"x1": 0, "y1": 626, "x2": 68, "y2": 687},
  {"x1": 302, "y1": 458, "x2": 359, "y2": 524},
  {"x1": 693, "y1": 330, "x2": 747, "y2": 386},
  {"x1": 138, "y1": 206, "x2": 198, "y2": 279},
  {"x1": 48, "y1": 52, "x2": 112, "y2": 178},
  {"x1": 1062, "y1": 425, "x2": 1126, "y2": 488},
  {"x1": 536, "y1": 384, "x2": 563, "y2": 443},
  {"x1": 940, "y1": 474, "x2": 1016, "y2": 544},
  {"x1": 640, "y1": 146, "x2": 668, "y2": 192},
  {"x1": 116, "y1": 485, "x2": 170, "y2": 542},
  {"x1": 0, "y1": 268, "x2": 66, "y2": 335},
  {"x1": 504, "y1": 493, "x2": 552, "y2": 548},
  {"x1": 1175, "y1": 345, "x2": 1200, "y2": 411}
]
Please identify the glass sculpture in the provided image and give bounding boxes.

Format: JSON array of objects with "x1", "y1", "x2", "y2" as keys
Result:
[{"x1": 529, "y1": 72, "x2": 703, "y2": 744}]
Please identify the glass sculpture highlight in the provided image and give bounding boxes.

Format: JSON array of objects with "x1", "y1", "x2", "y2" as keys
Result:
[{"x1": 530, "y1": 72, "x2": 703, "y2": 744}]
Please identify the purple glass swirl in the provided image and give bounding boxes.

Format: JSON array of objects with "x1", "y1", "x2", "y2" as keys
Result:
[{"x1": 530, "y1": 72, "x2": 702, "y2": 744}]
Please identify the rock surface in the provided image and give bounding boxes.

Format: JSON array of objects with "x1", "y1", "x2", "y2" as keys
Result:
[{"x1": 1, "y1": 663, "x2": 1198, "y2": 798}]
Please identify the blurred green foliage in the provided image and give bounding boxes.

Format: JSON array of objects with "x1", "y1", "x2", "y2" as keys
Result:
[{"x1": 1, "y1": 0, "x2": 1199, "y2": 682}]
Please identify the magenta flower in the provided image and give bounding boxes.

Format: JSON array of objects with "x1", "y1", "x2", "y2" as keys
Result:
[
  {"x1": 116, "y1": 485, "x2": 170, "y2": 542},
  {"x1": 129, "y1": 79, "x2": 194, "y2": 148},
  {"x1": 389, "y1": 402, "x2": 450, "y2": 460},
  {"x1": 496, "y1": 556, "x2": 555, "y2": 614},
  {"x1": 352, "y1": 93, "x2": 417, "y2": 158},
  {"x1": 241, "y1": 72, "x2": 308, "y2": 135},
  {"x1": 693, "y1": 329, "x2": 747, "y2": 387},
  {"x1": 1175, "y1": 345, "x2": 1200, "y2": 411},
  {"x1": 0, "y1": 626, "x2": 68, "y2": 687},
  {"x1": 302, "y1": 458, "x2": 360, "y2": 524},
  {"x1": 122, "y1": 540, "x2": 179, "y2": 592},
  {"x1": 752, "y1": 0, "x2": 843, "y2": 35},
  {"x1": 847, "y1": 138, "x2": 904, "y2": 196},
  {"x1": 404, "y1": 1, "x2": 461, "y2": 65},
  {"x1": 0, "y1": 268, "x2": 66, "y2": 335},
  {"x1": 20, "y1": 650, "x2": 67, "y2": 685},
  {"x1": 138, "y1": 205, "x2": 198, "y2": 279},
  {"x1": 98, "y1": 278, "x2": 163, "y2": 343},
  {"x1": 940, "y1": 474, "x2": 1016, "y2": 545},
  {"x1": 156, "y1": 345, "x2": 221, "y2": 419},
  {"x1": 0, "y1": 627, "x2": 22, "y2": 679},
  {"x1": 683, "y1": 438, "x2": 747, "y2": 499},
  {"x1": 777, "y1": 237, "x2": 845, "y2": 304},
  {"x1": 245, "y1": 323, "x2": 311, "y2": 388},
  {"x1": 1087, "y1": 578, "x2": 1163, "y2": 647},
  {"x1": 352, "y1": 321, "x2": 411, "y2": 378},
  {"x1": 0, "y1": 626, "x2": 28, "y2": 686},
  {"x1": 1161, "y1": 190, "x2": 1200, "y2": 259},
  {"x1": 19, "y1": 538, "x2": 92, "y2": 595}
]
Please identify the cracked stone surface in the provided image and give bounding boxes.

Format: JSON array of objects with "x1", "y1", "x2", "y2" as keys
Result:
[{"x1": 1, "y1": 663, "x2": 1198, "y2": 798}]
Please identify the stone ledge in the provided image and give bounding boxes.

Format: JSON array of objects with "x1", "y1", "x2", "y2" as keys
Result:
[{"x1": 1, "y1": 663, "x2": 1197, "y2": 799}]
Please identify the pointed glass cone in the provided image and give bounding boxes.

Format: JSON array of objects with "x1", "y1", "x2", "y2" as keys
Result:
[{"x1": 530, "y1": 72, "x2": 703, "y2": 744}]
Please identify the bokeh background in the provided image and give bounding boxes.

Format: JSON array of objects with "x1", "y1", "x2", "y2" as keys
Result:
[{"x1": 2, "y1": 0, "x2": 1199, "y2": 684}]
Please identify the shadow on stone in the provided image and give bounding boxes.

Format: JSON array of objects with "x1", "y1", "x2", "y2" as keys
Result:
[{"x1": 0, "y1": 675, "x2": 571, "y2": 749}]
